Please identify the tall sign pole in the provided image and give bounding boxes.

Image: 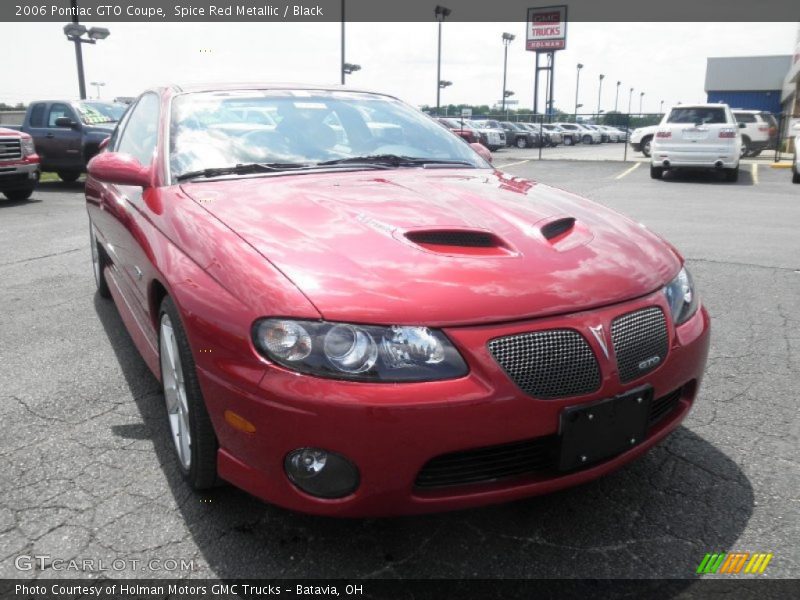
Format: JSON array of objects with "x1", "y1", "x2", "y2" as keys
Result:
[{"x1": 526, "y1": 6, "x2": 567, "y2": 118}]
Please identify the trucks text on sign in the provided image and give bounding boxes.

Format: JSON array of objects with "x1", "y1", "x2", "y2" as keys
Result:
[{"x1": 526, "y1": 5, "x2": 567, "y2": 51}]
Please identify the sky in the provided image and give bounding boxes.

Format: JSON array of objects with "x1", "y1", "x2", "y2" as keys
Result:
[{"x1": 2, "y1": 21, "x2": 797, "y2": 113}]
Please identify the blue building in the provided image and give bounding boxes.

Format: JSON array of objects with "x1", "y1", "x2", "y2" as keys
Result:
[{"x1": 705, "y1": 55, "x2": 792, "y2": 114}]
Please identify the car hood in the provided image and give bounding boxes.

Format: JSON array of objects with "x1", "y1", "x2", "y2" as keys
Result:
[{"x1": 181, "y1": 169, "x2": 680, "y2": 326}]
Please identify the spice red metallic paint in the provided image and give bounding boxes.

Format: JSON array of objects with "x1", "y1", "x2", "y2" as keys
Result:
[{"x1": 85, "y1": 85, "x2": 710, "y2": 516}]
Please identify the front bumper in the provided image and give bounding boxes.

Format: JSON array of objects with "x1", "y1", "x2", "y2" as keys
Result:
[
  {"x1": 0, "y1": 157, "x2": 40, "y2": 191},
  {"x1": 202, "y1": 291, "x2": 711, "y2": 517}
]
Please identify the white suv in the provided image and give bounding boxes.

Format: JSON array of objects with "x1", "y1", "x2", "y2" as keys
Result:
[
  {"x1": 650, "y1": 104, "x2": 742, "y2": 182},
  {"x1": 630, "y1": 125, "x2": 658, "y2": 157},
  {"x1": 554, "y1": 123, "x2": 601, "y2": 144},
  {"x1": 732, "y1": 110, "x2": 778, "y2": 157},
  {"x1": 469, "y1": 119, "x2": 506, "y2": 151}
]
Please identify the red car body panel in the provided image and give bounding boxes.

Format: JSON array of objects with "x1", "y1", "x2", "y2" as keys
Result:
[{"x1": 86, "y1": 85, "x2": 710, "y2": 516}]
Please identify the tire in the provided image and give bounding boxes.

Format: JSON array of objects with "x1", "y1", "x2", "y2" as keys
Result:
[
  {"x1": 3, "y1": 188, "x2": 33, "y2": 201},
  {"x1": 650, "y1": 165, "x2": 663, "y2": 179},
  {"x1": 792, "y1": 159, "x2": 800, "y2": 184},
  {"x1": 740, "y1": 137, "x2": 750, "y2": 159},
  {"x1": 564, "y1": 136, "x2": 574, "y2": 146},
  {"x1": 725, "y1": 166, "x2": 739, "y2": 182},
  {"x1": 641, "y1": 136, "x2": 653, "y2": 158},
  {"x1": 58, "y1": 171, "x2": 81, "y2": 183},
  {"x1": 159, "y1": 296, "x2": 219, "y2": 490},
  {"x1": 582, "y1": 135, "x2": 593, "y2": 144},
  {"x1": 89, "y1": 224, "x2": 111, "y2": 299},
  {"x1": 515, "y1": 137, "x2": 528, "y2": 149}
]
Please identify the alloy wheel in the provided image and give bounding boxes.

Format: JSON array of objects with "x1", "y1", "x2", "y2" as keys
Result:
[{"x1": 160, "y1": 314, "x2": 192, "y2": 470}]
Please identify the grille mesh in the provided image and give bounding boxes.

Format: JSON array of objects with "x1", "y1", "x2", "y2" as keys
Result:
[
  {"x1": 611, "y1": 307, "x2": 669, "y2": 383},
  {"x1": 406, "y1": 230, "x2": 496, "y2": 248},
  {"x1": 488, "y1": 329, "x2": 601, "y2": 399}
]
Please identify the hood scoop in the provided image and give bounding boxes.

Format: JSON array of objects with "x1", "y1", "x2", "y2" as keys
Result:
[
  {"x1": 404, "y1": 229, "x2": 514, "y2": 257},
  {"x1": 540, "y1": 216, "x2": 576, "y2": 241}
]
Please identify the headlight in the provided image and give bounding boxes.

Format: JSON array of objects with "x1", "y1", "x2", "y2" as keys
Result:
[
  {"x1": 663, "y1": 267, "x2": 699, "y2": 325},
  {"x1": 20, "y1": 138, "x2": 36, "y2": 157},
  {"x1": 253, "y1": 319, "x2": 468, "y2": 382}
]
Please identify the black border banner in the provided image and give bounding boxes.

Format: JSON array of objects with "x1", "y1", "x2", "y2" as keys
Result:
[{"x1": 2, "y1": 0, "x2": 800, "y2": 22}]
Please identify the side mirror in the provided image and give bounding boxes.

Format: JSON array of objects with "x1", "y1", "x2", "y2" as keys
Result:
[
  {"x1": 739, "y1": 122, "x2": 747, "y2": 129},
  {"x1": 98, "y1": 136, "x2": 111, "y2": 151},
  {"x1": 87, "y1": 152, "x2": 151, "y2": 188},
  {"x1": 54, "y1": 116, "x2": 78, "y2": 128},
  {"x1": 470, "y1": 142, "x2": 493, "y2": 164}
]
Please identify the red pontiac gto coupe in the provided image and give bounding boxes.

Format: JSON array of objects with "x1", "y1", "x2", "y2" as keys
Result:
[{"x1": 85, "y1": 84, "x2": 710, "y2": 516}]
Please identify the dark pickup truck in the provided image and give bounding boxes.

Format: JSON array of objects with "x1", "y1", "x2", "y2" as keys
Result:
[{"x1": 7, "y1": 100, "x2": 126, "y2": 182}]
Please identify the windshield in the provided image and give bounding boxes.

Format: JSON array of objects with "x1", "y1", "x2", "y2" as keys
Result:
[
  {"x1": 667, "y1": 107, "x2": 727, "y2": 125},
  {"x1": 170, "y1": 91, "x2": 488, "y2": 179},
  {"x1": 78, "y1": 101, "x2": 126, "y2": 124}
]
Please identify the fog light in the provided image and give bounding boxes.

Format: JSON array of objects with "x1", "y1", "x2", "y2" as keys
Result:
[{"x1": 284, "y1": 447, "x2": 359, "y2": 499}]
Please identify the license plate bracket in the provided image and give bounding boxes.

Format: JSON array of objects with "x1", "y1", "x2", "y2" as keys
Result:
[{"x1": 558, "y1": 386, "x2": 653, "y2": 472}]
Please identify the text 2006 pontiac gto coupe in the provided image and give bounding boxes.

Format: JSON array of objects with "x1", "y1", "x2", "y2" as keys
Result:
[{"x1": 85, "y1": 84, "x2": 710, "y2": 516}]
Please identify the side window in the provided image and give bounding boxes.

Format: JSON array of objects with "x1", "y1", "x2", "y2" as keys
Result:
[
  {"x1": 29, "y1": 104, "x2": 46, "y2": 127},
  {"x1": 47, "y1": 103, "x2": 74, "y2": 127},
  {"x1": 116, "y1": 93, "x2": 160, "y2": 167}
]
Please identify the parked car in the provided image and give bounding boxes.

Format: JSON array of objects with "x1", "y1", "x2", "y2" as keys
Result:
[
  {"x1": 732, "y1": 110, "x2": 778, "y2": 157},
  {"x1": 597, "y1": 126, "x2": 624, "y2": 143},
  {"x1": 517, "y1": 123, "x2": 555, "y2": 147},
  {"x1": 0, "y1": 127, "x2": 40, "y2": 200},
  {"x1": 584, "y1": 124, "x2": 610, "y2": 143},
  {"x1": 469, "y1": 119, "x2": 506, "y2": 151},
  {"x1": 650, "y1": 103, "x2": 742, "y2": 181},
  {"x1": 539, "y1": 123, "x2": 564, "y2": 146},
  {"x1": 500, "y1": 121, "x2": 538, "y2": 148},
  {"x1": 9, "y1": 100, "x2": 126, "y2": 182},
  {"x1": 438, "y1": 117, "x2": 481, "y2": 145},
  {"x1": 630, "y1": 125, "x2": 658, "y2": 157},
  {"x1": 545, "y1": 123, "x2": 577, "y2": 146},
  {"x1": 554, "y1": 122, "x2": 601, "y2": 145},
  {"x1": 85, "y1": 83, "x2": 710, "y2": 517},
  {"x1": 791, "y1": 121, "x2": 800, "y2": 184}
]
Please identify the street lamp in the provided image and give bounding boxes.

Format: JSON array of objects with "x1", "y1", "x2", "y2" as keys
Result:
[
  {"x1": 614, "y1": 81, "x2": 621, "y2": 112},
  {"x1": 501, "y1": 32, "x2": 515, "y2": 113},
  {"x1": 627, "y1": 87, "x2": 634, "y2": 114},
  {"x1": 434, "y1": 5, "x2": 451, "y2": 115},
  {"x1": 90, "y1": 81, "x2": 105, "y2": 99},
  {"x1": 63, "y1": 1, "x2": 110, "y2": 100},
  {"x1": 597, "y1": 74, "x2": 605, "y2": 118},
  {"x1": 439, "y1": 80, "x2": 452, "y2": 89},
  {"x1": 343, "y1": 63, "x2": 361, "y2": 77},
  {"x1": 639, "y1": 91, "x2": 645, "y2": 115},
  {"x1": 574, "y1": 63, "x2": 583, "y2": 118},
  {"x1": 660, "y1": 99, "x2": 664, "y2": 114}
]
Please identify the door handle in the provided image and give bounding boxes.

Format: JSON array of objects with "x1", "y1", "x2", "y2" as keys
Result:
[{"x1": 45, "y1": 133, "x2": 54, "y2": 139}]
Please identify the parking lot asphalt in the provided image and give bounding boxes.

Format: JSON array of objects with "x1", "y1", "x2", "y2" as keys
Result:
[{"x1": 0, "y1": 162, "x2": 798, "y2": 583}]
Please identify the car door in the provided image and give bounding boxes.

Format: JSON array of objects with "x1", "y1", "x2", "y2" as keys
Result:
[
  {"x1": 42, "y1": 103, "x2": 83, "y2": 170},
  {"x1": 97, "y1": 93, "x2": 161, "y2": 315}
]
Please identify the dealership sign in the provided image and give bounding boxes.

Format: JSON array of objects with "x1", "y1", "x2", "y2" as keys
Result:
[{"x1": 526, "y1": 5, "x2": 567, "y2": 51}]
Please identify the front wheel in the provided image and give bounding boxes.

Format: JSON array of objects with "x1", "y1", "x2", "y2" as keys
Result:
[
  {"x1": 515, "y1": 137, "x2": 528, "y2": 149},
  {"x1": 582, "y1": 135, "x2": 593, "y2": 144},
  {"x1": 3, "y1": 188, "x2": 33, "y2": 201},
  {"x1": 641, "y1": 137, "x2": 653, "y2": 158},
  {"x1": 740, "y1": 138, "x2": 750, "y2": 159},
  {"x1": 650, "y1": 165, "x2": 664, "y2": 179},
  {"x1": 564, "y1": 136, "x2": 574, "y2": 146},
  {"x1": 159, "y1": 297, "x2": 219, "y2": 489},
  {"x1": 725, "y1": 166, "x2": 739, "y2": 182}
]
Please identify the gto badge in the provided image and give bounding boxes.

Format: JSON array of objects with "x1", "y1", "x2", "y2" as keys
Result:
[
  {"x1": 589, "y1": 324, "x2": 609, "y2": 359},
  {"x1": 638, "y1": 355, "x2": 661, "y2": 370}
]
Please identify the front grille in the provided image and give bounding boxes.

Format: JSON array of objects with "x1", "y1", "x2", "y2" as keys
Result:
[
  {"x1": 611, "y1": 307, "x2": 669, "y2": 383},
  {"x1": 414, "y1": 388, "x2": 685, "y2": 489},
  {"x1": 415, "y1": 436, "x2": 556, "y2": 488},
  {"x1": 406, "y1": 230, "x2": 497, "y2": 248},
  {"x1": 488, "y1": 329, "x2": 601, "y2": 399},
  {"x1": 0, "y1": 138, "x2": 22, "y2": 161}
]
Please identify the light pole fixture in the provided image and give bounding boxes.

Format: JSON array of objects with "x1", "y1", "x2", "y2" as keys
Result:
[
  {"x1": 628, "y1": 87, "x2": 634, "y2": 114},
  {"x1": 90, "y1": 81, "x2": 105, "y2": 99},
  {"x1": 343, "y1": 63, "x2": 361, "y2": 76},
  {"x1": 501, "y1": 32, "x2": 515, "y2": 113},
  {"x1": 614, "y1": 81, "x2": 621, "y2": 112},
  {"x1": 63, "y1": 1, "x2": 110, "y2": 100},
  {"x1": 597, "y1": 74, "x2": 605, "y2": 117},
  {"x1": 439, "y1": 80, "x2": 452, "y2": 89},
  {"x1": 574, "y1": 63, "x2": 583, "y2": 118},
  {"x1": 639, "y1": 91, "x2": 645, "y2": 115},
  {"x1": 434, "y1": 5, "x2": 452, "y2": 114},
  {"x1": 660, "y1": 99, "x2": 664, "y2": 114}
]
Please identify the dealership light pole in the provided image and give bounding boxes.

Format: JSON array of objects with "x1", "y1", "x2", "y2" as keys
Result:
[
  {"x1": 596, "y1": 73, "x2": 605, "y2": 118},
  {"x1": 614, "y1": 81, "x2": 621, "y2": 112},
  {"x1": 574, "y1": 63, "x2": 583, "y2": 119},
  {"x1": 340, "y1": 0, "x2": 345, "y2": 84},
  {"x1": 63, "y1": 1, "x2": 110, "y2": 101},
  {"x1": 501, "y1": 32, "x2": 515, "y2": 113},
  {"x1": 435, "y1": 5, "x2": 451, "y2": 115},
  {"x1": 660, "y1": 99, "x2": 664, "y2": 114},
  {"x1": 640, "y1": 91, "x2": 645, "y2": 115},
  {"x1": 90, "y1": 81, "x2": 105, "y2": 99},
  {"x1": 628, "y1": 87, "x2": 634, "y2": 114}
]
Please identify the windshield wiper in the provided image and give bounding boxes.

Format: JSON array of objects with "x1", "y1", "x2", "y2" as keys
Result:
[
  {"x1": 317, "y1": 155, "x2": 475, "y2": 168},
  {"x1": 176, "y1": 162, "x2": 313, "y2": 181}
]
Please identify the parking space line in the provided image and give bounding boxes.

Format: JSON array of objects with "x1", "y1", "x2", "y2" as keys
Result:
[
  {"x1": 615, "y1": 162, "x2": 641, "y2": 179},
  {"x1": 498, "y1": 159, "x2": 532, "y2": 168},
  {"x1": 751, "y1": 163, "x2": 759, "y2": 185}
]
